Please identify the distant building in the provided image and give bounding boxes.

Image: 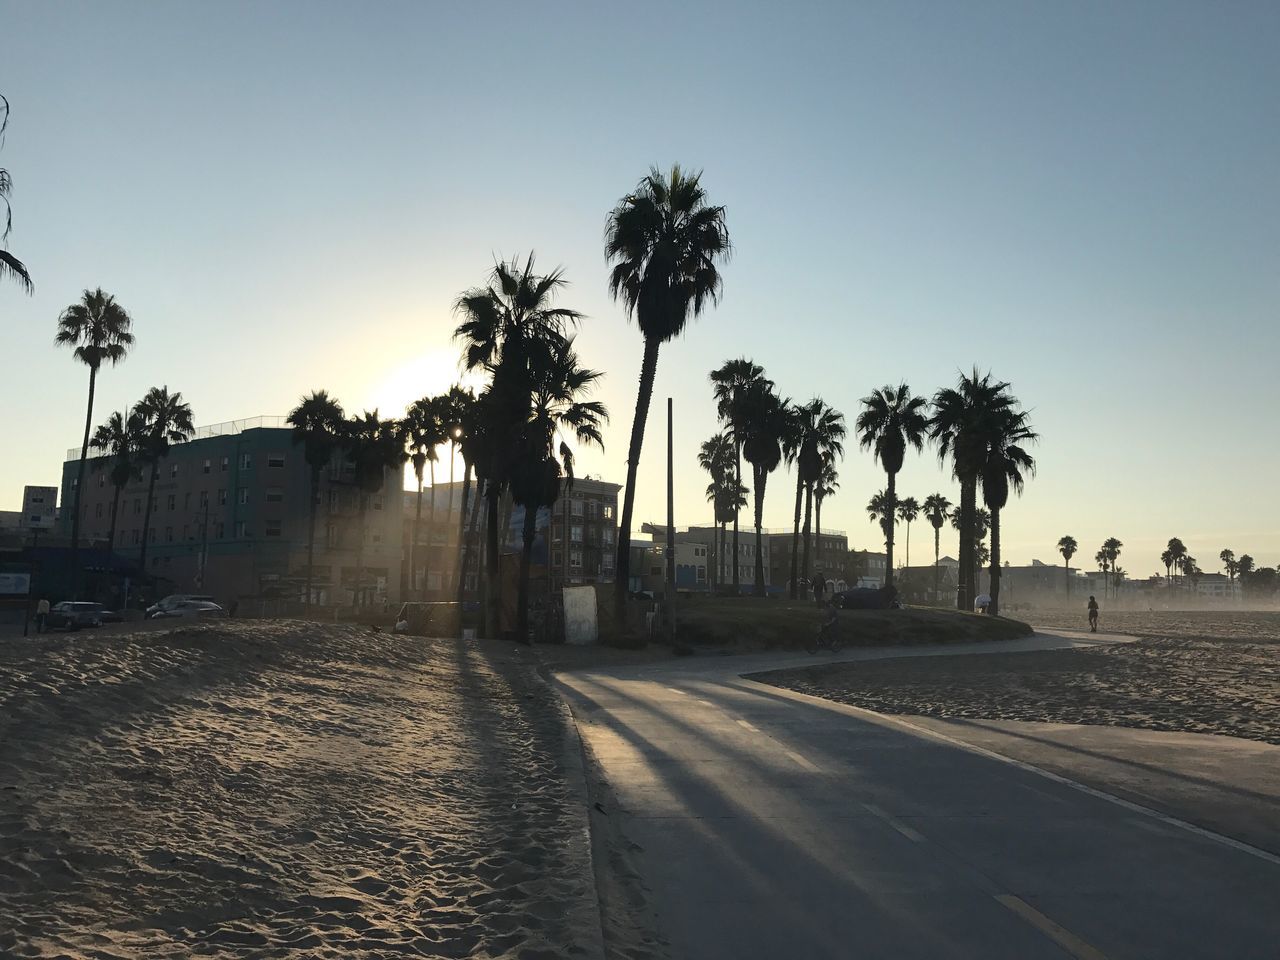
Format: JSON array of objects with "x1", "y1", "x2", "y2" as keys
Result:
[
  {"x1": 59, "y1": 416, "x2": 403, "y2": 606},
  {"x1": 21, "y1": 486, "x2": 58, "y2": 531},
  {"x1": 767, "y1": 528, "x2": 848, "y2": 593},
  {"x1": 648, "y1": 523, "x2": 773, "y2": 593}
]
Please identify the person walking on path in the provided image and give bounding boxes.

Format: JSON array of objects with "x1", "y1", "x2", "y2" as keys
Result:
[
  {"x1": 35, "y1": 597, "x2": 50, "y2": 633},
  {"x1": 1087, "y1": 594, "x2": 1099, "y2": 633}
]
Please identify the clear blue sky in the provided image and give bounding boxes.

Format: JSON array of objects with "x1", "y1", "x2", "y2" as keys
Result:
[{"x1": 3, "y1": 0, "x2": 1278, "y2": 577}]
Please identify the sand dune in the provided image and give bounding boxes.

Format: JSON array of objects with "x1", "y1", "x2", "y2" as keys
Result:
[{"x1": 0, "y1": 622, "x2": 601, "y2": 958}]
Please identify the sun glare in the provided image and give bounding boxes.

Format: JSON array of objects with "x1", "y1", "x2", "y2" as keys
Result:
[{"x1": 364, "y1": 346, "x2": 483, "y2": 419}]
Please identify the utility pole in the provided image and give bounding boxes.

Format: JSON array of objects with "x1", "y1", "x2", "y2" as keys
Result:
[{"x1": 666, "y1": 397, "x2": 676, "y2": 643}]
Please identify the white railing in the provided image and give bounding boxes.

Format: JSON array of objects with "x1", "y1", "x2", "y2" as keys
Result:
[{"x1": 67, "y1": 415, "x2": 288, "y2": 460}]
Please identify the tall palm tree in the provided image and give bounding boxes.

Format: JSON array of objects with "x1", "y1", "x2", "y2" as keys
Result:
[
  {"x1": 607, "y1": 166, "x2": 731, "y2": 619},
  {"x1": 952, "y1": 507, "x2": 992, "y2": 598},
  {"x1": 288, "y1": 390, "x2": 345, "y2": 606},
  {"x1": 921, "y1": 494, "x2": 952, "y2": 601},
  {"x1": 738, "y1": 381, "x2": 789, "y2": 597},
  {"x1": 867, "y1": 489, "x2": 895, "y2": 551},
  {"x1": 133, "y1": 387, "x2": 194, "y2": 578},
  {"x1": 509, "y1": 337, "x2": 607, "y2": 639},
  {"x1": 813, "y1": 455, "x2": 839, "y2": 572},
  {"x1": 0, "y1": 95, "x2": 33, "y2": 294},
  {"x1": 710, "y1": 359, "x2": 766, "y2": 594},
  {"x1": 785, "y1": 398, "x2": 846, "y2": 596},
  {"x1": 90, "y1": 410, "x2": 143, "y2": 553},
  {"x1": 55, "y1": 289, "x2": 135, "y2": 577},
  {"x1": 698, "y1": 431, "x2": 735, "y2": 592},
  {"x1": 1058, "y1": 535, "x2": 1078, "y2": 599},
  {"x1": 342, "y1": 411, "x2": 405, "y2": 609},
  {"x1": 455, "y1": 255, "x2": 583, "y2": 637},
  {"x1": 980, "y1": 411, "x2": 1037, "y2": 616},
  {"x1": 1101, "y1": 537, "x2": 1123, "y2": 599},
  {"x1": 1160, "y1": 549, "x2": 1174, "y2": 586},
  {"x1": 1166, "y1": 537, "x2": 1188, "y2": 588},
  {"x1": 438, "y1": 384, "x2": 475, "y2": 595},
  {"x1": 1237, "y1": 553, "x2": 1255, "y2": 577},
  {"x1": 1095, "y1": 549, "x2": 1110, "y2": 594},
  {"x1": 452, "y1": 389, "x2": 484, "y2": 609},
  {"x1": 857, "y1": 384, "x2": 928, "y2": 589},
  {"x1": 1220, "y1": 548, "x2": 1238, "y2": 592},
  {"x1": 403, "y1": 396, "x2": 448, "y2": 599},
  {"x1": 896, "y1": 496, "x2": 920, "y2": 571},
  {"x1": 930, "y1": 370, "x2": 1018, "y2": 610}
]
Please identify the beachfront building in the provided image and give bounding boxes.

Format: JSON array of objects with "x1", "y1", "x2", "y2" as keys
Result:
[
  {"x1": 767, "y1": 528, "x2": 849, "y2": 593},
  {"x1": 636, "y1": 522, "x2": 771, "y2": 593},
  {"x1": 58, "y1": 416, "x2": 403, "y2": 607}
]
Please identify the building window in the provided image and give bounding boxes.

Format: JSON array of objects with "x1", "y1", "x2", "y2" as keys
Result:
[
  {"x1": 602, "y1": 528, "x2": 615, "y2": 545},
  {"x1": 328, "y1": 490, "x2": 340, "y2": 510},
  {"x1": 603, "y1": 504, "x2": 614, "y2": 520},
  {"x1": 199, "y1": 490, "x2": 209, "y2": 506},
  {"x1": 97, "y1": 474, "x2": 105, "y2": 488},
  {"x1": 165, "y1": 526, "x2": 173, "y2": 542},
  {"x1": 265, "y1": 522, "x2": 282, "y2": 537},
  {"x1": 166, "y1": 493, "x2": 175, "y2": 511},
  {"x1": 221, "y1": 456, "x2": 229, "y2": 472},
  {"x1": 265, "y1": 488, "x2": 284, "y2": 503},
  {"x1": 170, "y1": 463, "x2": 178, "y2": 478},
  {"x1": 267, "y1": 455, "x2": 285, "y2": 468},
  {"x1": 571, "y1": 524, "x2": 583, "y2": 543},
  {"x1": 95, "y1": 503, "x2": 103, "y2": 519},
  {"x1": 219, "y1": 489, "x2": 227, "y2": 506},
  {"x1": 149, "y1": 528, "x2": 156, "y2": 543},
  {"x1": 71, "y1": 477, "x2": 78, "y2": 489},
  {"x1": 372, "y1": 496, "x2": 383, "y2": 511},
  {"x1": 215, "y1": 522, "x2": 225, "y2": 539},
  {"x1": 203, "y1": 458, "x2": 211, "y2": 474},
  {"x1": 135, "y1": 498, "x2": 142, "y2": 515},
  {"x1": 325, "y1": 523, "x2": 338, "y2": 548},
  {"x1": 235, "y1": 521, "x2": 247, "y2": 538},
  {"x1": 132, "y1": 529, "x2": 140, "y2": 545},
  {"x1": 570, "y1": 546, "x2": 583, "y2": 568},
  {"x1": 240, "y1": 453, "x2": 252, "y2": 470},
  {"x1": 184, "y1": 492, "x2": 191, "y2": 509},
  {"x1": 238, "y1": 489, "x2": 249, "y2": 505},
  {"x1": 570, "y1": 498, "x2": 584, "y2": 518}
]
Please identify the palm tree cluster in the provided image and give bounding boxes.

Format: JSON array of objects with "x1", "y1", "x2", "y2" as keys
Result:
[{"x1": 702, "y1": 361, "x2": 847, "y2": 600}]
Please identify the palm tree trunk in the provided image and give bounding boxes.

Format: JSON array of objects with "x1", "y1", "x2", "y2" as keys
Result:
[
  {"x1": 718, "y1": 521, "x2": 726, "y2": 594},
  {"x1": 933, "y1": 524, "x2": 940, "y2": 602},
  {"x1": 412, "y1": 474, "x2": 424, "y2": 599},
  {"x1": 732, "y1": 443, "x2": 741, "y2": 593},
  {"x1": 815, "y1": 495, "x2": 824, "y2": 577},
  {"x1": 71, "y1": 365, "x2": 98, "y2": 594},
  {"x1": 801, "y1": 484, "x2": 813, "y2": 589},
  {"x1": 447, "y1": 443, "x2": 457, "y2": 593},
  {"x1": 904, "y1": 519, "x2": 911, "y2": 570},
  {"x1": 138, "y1": 463, "x2": 158, "y2": 578},
  {"x1": 957, "y1": 478, "x2": 975, "y2": 610},
  {"x1": 515, "y1": 501, "x2": 538, "y2": 642},
  {"x1": 455, "y1": 462, "x2": 473, "y2": 608},
  {"x1": 484, "y1": 484, "x2": 501, "y2": 638},
  {"x1": 884, "y1": 472, "x2": 897, "y2": 588},
  {"x1": 753, "y1": 466, "x2": 766, "y2": 598},
  {"x1": 614, "y1": 336, "x2": 660, "y2": 624},
  {"x1": 989, "y1": 508, "x2": 1002, "y2": 616},
  {"x1": 305, "y1": 468, "x2": 319, "y2": 607},
  {"x1": 107, "y1": 484, "x2": 122, "y2": 553},
  {"x1": 352, "y1": 494, "x2": 367, "y2": 609},
  {"x1": 421, "y1": 462, "x2": 436, "y2": 600},
  {"x1": 789, "y1": 473, "x2": 802, "y2": 600}
]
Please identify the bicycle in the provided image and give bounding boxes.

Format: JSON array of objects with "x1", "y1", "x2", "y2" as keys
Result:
[{"x1": 806, "y1": 617, "x2": 843, "y2": 655}]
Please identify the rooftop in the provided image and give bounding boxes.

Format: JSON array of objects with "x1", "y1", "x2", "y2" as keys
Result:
[{"x1": 67, "y1": 415, "x2": 290, "y2": 460}]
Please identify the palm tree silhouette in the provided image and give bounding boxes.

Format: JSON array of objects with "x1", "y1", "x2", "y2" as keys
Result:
[
  {"x1": 1058, "y1": 536, "x2": 1078, "y2": 599},
  {"x1": 710, "y1": 358, "x2": 766, "y2": 594},
  {"x1": 930, "y1": 370, "x2": 1017, "y2": 610},
  {"x1": 1220, "y1": 548, "x2": 1239, "y2": 593},
  {"x1": 455, "y1": 255, "x2": 582, "y2": 636},
  {"x1": 56, "y1": 289, "x2": 135, "y2": 585},
  {"x1": 813, "y1": 455, "x2": 840, "y2": 572},
  {"x1": 1095, "y1": 548, "x2": 1109, "y2": 593},
  {"x1": 1160, "y1": 548, "x2": 1174, "y2": 586},
  {"x1": 342, "y1": 411, "x2": 405, "y2": 609},
  {"x1": 739, "y1": 380, "x2": 789, "y2": 597},
  {"x1": 403, "y1": 396, "x2": 448, "y2": 599},
  {"x1": 1238, "y1": 553, "x2": 1255, "y2": 577},
  {"x1": 952, "y1": 507, "x2": 991, "y2": 599},
  {"x1": 1166, "y1": 538, "x2": 1188, "y2": 588},
  {"x1": 288, "y1": 390, "x2": 345, "y2": 606},
  {"x1": 510, "y1": 337, "x2": 607, "y2": 639},
  {"x1": 980, "y1": 411, "x2": 1037, "y2": 616},
  {"x1": 0, "y1": 95, "x2": 33, "y2": 293},
  {"x1": 1101, "y1": 538, "x2": 1123, "y2": 599},
  {"x1": 133, "y1": 387, "x2": 194, "y2": 579},
  {"x1": 606, "y1": 166, "x2": 730, "y2": 620},
  {"x1": 866, "y1": 490, "x2": 894, "y2": 556},
  {"x1": 90, "y1": 410, "x2": 143, "y2": 553},
  {"x1": 698, "y1": 431, "x2": 735, "y2": 592},
  {"x1": 437, "y1": 385, "x2": 475, "y2": 596},
  {"x1": 788, "y1": 399, "x2": 846, "y2": 594},
  {"x1": 857, "y1": 384, "x2": 928, "y2": 589},
  {"x1": 923, "y1": 493, "x2": 952, "y2": 602},
  {"x1": 896, "y1": 496, "x2": 920, "y2": 571}
]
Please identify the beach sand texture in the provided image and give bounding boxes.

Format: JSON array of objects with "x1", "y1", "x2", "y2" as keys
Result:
[
  {"x1": 0, "y1": 622, "x2": 601, "y2": 959},
  {"x1": 753, "y1": 611, "x2": 1280, "y2": 745}
]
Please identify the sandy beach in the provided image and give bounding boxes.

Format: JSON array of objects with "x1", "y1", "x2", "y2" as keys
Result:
[
  {"x1": 751, "y1": 611, "x2": 1280, "y2": 745},
  {"x1": 0, "y1": 621, "x2": 601, "y2": 958}
]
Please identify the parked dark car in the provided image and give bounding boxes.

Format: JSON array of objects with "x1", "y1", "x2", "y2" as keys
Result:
[
  {"x1": 47, "y1": 601, "x2": 107, "y2": 630},
  {"x1": 832, "y1": 587, "x2": 900, "y2": 611},
  {"x1": 146, "y1": 594, "x2": 215, "y2": 619}
]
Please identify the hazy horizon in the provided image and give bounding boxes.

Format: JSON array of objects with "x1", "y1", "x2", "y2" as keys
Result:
[{"x1": 3, "y1": 1, "x2": 1278, "y2": 578}]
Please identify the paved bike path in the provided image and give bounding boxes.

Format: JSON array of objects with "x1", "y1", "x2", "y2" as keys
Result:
[{"x1": 555, "y1": 634, "x2": 1279, "y2": 959}]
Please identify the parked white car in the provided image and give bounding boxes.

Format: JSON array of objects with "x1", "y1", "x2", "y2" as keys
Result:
[
  {"x1": 152, "y1": 600, "x2": 227, "y2": 619},
  {"x1": 146, "y1": 594, "x2": 215, "y2": 618}
]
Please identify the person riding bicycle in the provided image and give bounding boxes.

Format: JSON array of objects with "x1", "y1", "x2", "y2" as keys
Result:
[
  {"x1": 1087, "y1": 595, "x2": 1099, "y2": 633},
  {"x1": 817, "y1": 599, "x2": 839, "y2": 641}
]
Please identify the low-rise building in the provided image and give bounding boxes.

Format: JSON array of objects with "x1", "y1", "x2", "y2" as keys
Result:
[{"x1": 767, "y1": 528, "x2": 848, "y2": 593}]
